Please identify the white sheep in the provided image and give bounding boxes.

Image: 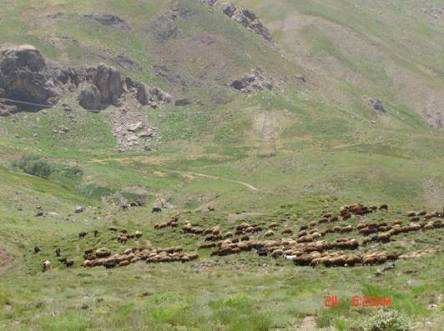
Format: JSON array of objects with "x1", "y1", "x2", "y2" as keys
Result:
[
  {"x1": 42, "y1": 260, "x2": 51, "y2": 272},
  {"x1": 284, "y1": 255, "x2": 297, "y2": 261}
]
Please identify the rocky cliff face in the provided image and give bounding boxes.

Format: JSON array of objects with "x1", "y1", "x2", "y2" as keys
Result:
[{"x1": 0, "y1": 45, "x2": 171, "y2": 112}]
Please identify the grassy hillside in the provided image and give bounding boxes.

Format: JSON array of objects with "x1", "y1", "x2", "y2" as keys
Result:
[{"x1": 0, "y1": 0, "x2": 443, "y2": 330}]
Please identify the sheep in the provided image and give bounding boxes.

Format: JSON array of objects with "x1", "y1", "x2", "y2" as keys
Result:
[
  {"x1": 42, "y1": 260, "x2": 51, "y2": 272},
  {"x1": 223, "y1": 232, "x2": 233, "y2": 239},
  {"x1": 117, "y1": 234, "x2": 128, "y2": 244},
  {"x1": 151, "y1": 205, "x2": 162, "y2": 213},
  {"x1": 329, "y1": 216, "x2": 339, "y2": 223},
  {"x1": 95, "y1": 248, "x2": 112, "y2": 258},
  {"x1": 255, "y1": 246, "x2": 268, "y2": 256},
  {"x1": 78, "y1": 232, "x2": 88, "y2": 239},
  {"x1": 34, "y1": 246, "x2": 41, "y2": 254},
  {"x1": 379, "y1": 204, "x2": 388, "y2": 211},
  {"x1": 318, "y1": 218, "x2": 329, "y2": 224},
  {"x1": 65, "y1": 260, "x2": 74, "y2": 267},
  {"x1": 264, "y1": 230, "x2": 274, "y2": 237},
  {"x1": 281, "y1": 228, "x2": 293, "y2": 235},
  {"x1": 271, "y1": 249, "x2": 284, "y2": 258}
]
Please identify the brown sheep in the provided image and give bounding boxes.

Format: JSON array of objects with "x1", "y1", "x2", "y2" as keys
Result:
[
  {"x1": 264, "y1": 230, "x2": 274, "y2": 237},
  {"x1": 281, "y1": 228, "x2": 293, "y2": 235},
  {"x1": 95, "y1": 248, "x2": 112, "y2": 258}
]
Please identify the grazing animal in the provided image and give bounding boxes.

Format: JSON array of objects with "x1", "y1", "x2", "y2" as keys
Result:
[
  {"x1": 42, "y1": 260, "x2": 51, "y2": 272},
  {"x1": 152, "y1": 206, "x2": 162, "y2": 213},
  {"x1": 79, "y1": 232, "x2": 88, "y2": 239},
  {"x1": 55, "y1": 248, "x2": 61, "y2": 257},
  {"x1": 65, "y1": 260, "x2": 74, "y2": 267},
  {"x1": 34, "y1": 246, "x2": 41, "y2": 254},
  {"x1": 93, "y1": 230, "x2": 99, "y2": 237}
]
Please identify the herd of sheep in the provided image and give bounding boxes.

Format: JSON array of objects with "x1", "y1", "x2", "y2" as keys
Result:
[{"x1": 39, "y1": 203, "x2": 443, "y2": 271}]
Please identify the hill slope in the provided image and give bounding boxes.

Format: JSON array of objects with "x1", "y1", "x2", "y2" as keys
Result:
[{"x1": 0, "y1": 1, "x2": 443, "y2": 330}]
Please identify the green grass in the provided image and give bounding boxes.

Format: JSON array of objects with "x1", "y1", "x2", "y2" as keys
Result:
[{"x1": 0, "y1": 0, "x2": 444, "y2": 329}]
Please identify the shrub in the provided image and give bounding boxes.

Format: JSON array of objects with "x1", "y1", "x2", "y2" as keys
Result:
[
  {"x1": 359, "y1": 309, "x2": 412, "y2": 331},
  {"x1": 13, "y1": 155, "x2": 83, "y2": 180},
  {"x1": 14, "y1": 154, "x2": 53, "y2": 178}
]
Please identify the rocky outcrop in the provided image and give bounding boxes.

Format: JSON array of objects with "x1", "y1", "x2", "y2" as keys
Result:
[
  {"x1": 230, "y1": 70, "x2": 275, "y2": 93},
  {"x1": 0, "y1": 45, "x2": 172, "y2": 112},
  {"x1": 126, "y1": 78, "x2": 172, "y2": 108},
  {"x1": 0, "y1": 45, "x2": 64, "y2": 107},
  {"x1": 221, "y1": 3, "x2": 272, "y2": 41},
  {"x1": 78, "y1": 83, "x2": 102, "y2": 110}
]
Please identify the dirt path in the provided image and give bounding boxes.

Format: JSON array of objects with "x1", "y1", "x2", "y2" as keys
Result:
[
  {"x1": 86, "y1": 156, "x2": 259, "y2": 191},
  {"x1": 175, "y1": 171, "x2": 259, "y2": 191}
]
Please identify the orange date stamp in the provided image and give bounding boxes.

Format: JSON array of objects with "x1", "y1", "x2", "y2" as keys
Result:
[{"x1": 324, "y1": 294, "x2": 392, "y2": 308}]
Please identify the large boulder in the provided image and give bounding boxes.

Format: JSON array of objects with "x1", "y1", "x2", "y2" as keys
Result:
[
  {"x1": 78, "y1": 83, "x2": 103, "y2": 110},
  {"x1": 94, "y1": 64, "x2": 124, "y2": 106},
  {"x1": 0, "y1": 45, "x2": 62, "y2": 106},
  {"x1": 134, "y1": 82, "x2": 171, "y2": 107}
]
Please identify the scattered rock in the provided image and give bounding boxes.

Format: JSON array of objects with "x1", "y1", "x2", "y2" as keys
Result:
[
  {"x1": 375, "y1": 261, "x2": 395, "y2": 276},
  {"x1": 127, "y1": 121, "x2": 144, "y2": 132},
  {"x1": 175, "y1": 98, "x2": 192, "y2": 106},
  {"x1": 150, "y1": 13, "x2": 179, "y2": 42},
  {"x1": 230, "y1": 70, "x2": 275, "y2": 93},
  {"x1": 369, "y1": 98, "x2": 386, "y2": 113},
  {"x1": 47, "y1": 12, "x2": 64, "y2": 19},
  {"x1": 153, "y1": 65, "x2": 189, "y2": 87},
  {"x1": 114, "y1": 54, "x2": 142, "y2": 71},
  {"x1": 84, "y1": 14, "x2": 131, "y2": 30}
]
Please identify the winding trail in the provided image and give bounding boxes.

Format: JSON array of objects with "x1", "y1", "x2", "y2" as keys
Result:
[
  {"x1": 87, "y1": 156, "x2": 259, "y2": 191},
  {"x1": 174, "y1": 170, "x2": 259, "y2": 191}
]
